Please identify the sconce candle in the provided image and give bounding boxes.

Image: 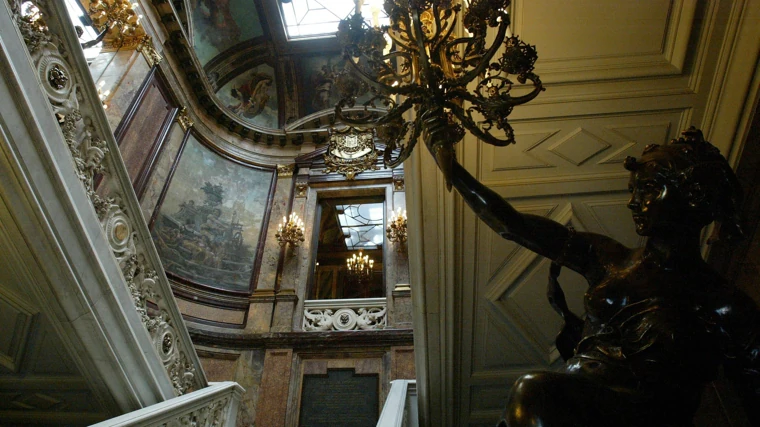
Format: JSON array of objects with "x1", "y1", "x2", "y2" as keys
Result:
[{"x1": 275, "y1": 212, "x2": 305, "y2": 247}]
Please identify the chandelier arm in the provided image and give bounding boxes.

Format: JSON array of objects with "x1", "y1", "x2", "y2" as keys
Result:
[
  {"x1": 382, "y1": 51, "x2": 416, "y2": 83},
  {"x1": 450, "y1": 14, "x2": 509, "y2": 87},
  {"x1": 384, "y1": 115, "x2": 422, "y2": 168},
  {"x1": 448, "y1": 104, "x2": 514, "y2": 147},
  {"x1": 386, "y1": 29, "x2": 416, "y2": 53},
  {"x1": 343, "y1": 56, "x2": 420, "y2": 96},
  {"x1": 503, "y1": 74, "x2": 545, "y2": 107},
  {"x1": 411, "y1": 9, "x2": 438, "y2": 97},
  {"x1": 335, "y1": 98, "x2": 414, "y2": 127},
  {"x1": 444, "y1": 36, "x2": 482, "y2": 66},
  {"x1": 431, "y1": 7, "x2": 458, "y2": 55}
]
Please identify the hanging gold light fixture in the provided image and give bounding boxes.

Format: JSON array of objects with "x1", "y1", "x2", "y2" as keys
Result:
[
  {"x1": 276, "y1": 212, "x2": 305, "y2": 247},
  {"x1": 88, "y1": 0, "x2": 142, "y2": 47},
  {"x1": 386, "y1": 208, "x2": 408, "y2": 244},
  {"x1": 335, "y1": 0, "x2": 543, "y2": 189},
  {"x1": 346, "y1": 251, "x2": 374, "y2": 284}
]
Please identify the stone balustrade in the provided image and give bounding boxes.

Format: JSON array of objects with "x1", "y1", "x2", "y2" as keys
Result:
[
  {"x1": 90, "y1": 382, "x2": 244, "y2": 427},
  {"x1": 3, "y1": 0, "x2": 205, "y2": 396},
  {"x1": 303, "y1": 297, "x2": 388, "y2": 331},
  {"x1": 377, "y1": 380, "x2": 418, "y2": 427}
]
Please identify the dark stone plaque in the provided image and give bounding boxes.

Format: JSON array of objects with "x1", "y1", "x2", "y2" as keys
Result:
[{"x1": 299, "y1": 368, "x2": 379, "y2": 427}]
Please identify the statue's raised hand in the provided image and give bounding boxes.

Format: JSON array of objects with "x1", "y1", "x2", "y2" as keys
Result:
[{"x1": 420, "y1": 107, "x2": 465, "y2": 191}]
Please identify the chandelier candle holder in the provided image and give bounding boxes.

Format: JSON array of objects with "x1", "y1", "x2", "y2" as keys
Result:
[
  {"x1": 335, "y1": 0, "x2": 543, "y2": 189},
  {"x1": 386, "y1": 208, "x2": 408, "y2": 244},
  {"x1": 275, "y1": 212, "x2": 305, "y2": 247},
  {"x1": 347, "y1": 251, "x2": 374, "y2": 284}
]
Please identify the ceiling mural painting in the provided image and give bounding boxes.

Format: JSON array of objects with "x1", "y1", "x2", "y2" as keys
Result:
[
  {"x1": 151, "y1": 0, "x2": 388, "y2": 144},
  {"x1": 151, "y1": 134, "x2": 275, "y2": 293},
  {"x1": 189, "y1": 0, "x2": 263, "y2": 66},
  {"x1": 216, "y1": 63, "x2": 279, "y2": 129}
]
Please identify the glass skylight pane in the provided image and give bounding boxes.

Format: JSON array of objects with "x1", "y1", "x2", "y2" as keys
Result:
[{"x1": 280, "y1": 0, "x2": 388, "y2": 40}]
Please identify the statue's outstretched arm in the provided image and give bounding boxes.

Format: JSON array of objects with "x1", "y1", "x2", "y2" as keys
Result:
[{"x1": 422, "y1": 111, "x2": 626, "y2": 278}]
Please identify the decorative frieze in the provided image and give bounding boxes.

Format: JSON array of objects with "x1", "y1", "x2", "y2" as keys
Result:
[
  {"x1": 303, "y1": 298, "x2": 387, "y2": 331},
  {"x1": 8, "y1": 0, "x2": 202, "y2": 395}
]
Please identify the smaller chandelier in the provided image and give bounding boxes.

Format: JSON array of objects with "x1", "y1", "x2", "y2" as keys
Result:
[
  {"x1": 276, "y1": 212, "x2": 305, "y2": 247},
  {"x1": 386, "y1": 208, "x2": 407, "y2": 244},
  {"x1": 346, "y1": 251, "x2": 374, "y2": 283}
]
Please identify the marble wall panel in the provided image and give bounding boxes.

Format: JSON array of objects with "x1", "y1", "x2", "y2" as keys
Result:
[
  {"x1": 255, "y1": 349, "x2": 293, "y2": 427},
  {"x1": 139, "y1": 123, "x2": 185, "y2": 221}
]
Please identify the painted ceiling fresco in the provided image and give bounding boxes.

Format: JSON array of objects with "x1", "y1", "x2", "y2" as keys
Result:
[
  {"x1": 179, "y1": 0, "x2": 378, "y2": 133},
  {"x1": 190, "y1": 0, "x2": 263, "y2": 66},
  {"x1": 216, "y1": 64, "x2": 279, "y2": 129}
]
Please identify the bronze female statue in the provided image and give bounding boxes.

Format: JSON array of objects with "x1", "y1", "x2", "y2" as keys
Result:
[{"x1": 422, "y1": 114, "x2": 760, "y2": 426}]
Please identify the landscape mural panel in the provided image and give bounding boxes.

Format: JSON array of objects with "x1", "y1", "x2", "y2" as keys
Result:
[{"x1": 151, "y1": 134, "x2": 274, "y2": 292}]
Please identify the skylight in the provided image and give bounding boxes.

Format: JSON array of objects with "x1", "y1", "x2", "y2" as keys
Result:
[
  {"x1": 335, "y1": 202, "x2": 384, "y2": 251},
  {"x1": 280, "y1": 0, "x2": 390, "y2": 40}
]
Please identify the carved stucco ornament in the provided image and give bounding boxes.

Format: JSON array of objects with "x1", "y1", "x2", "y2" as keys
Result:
[
  {"x1": 9, "y1": 0, "x2": 200, "y2": 396},
  {"x1": 323, "y1": 127, "x2": 379, "y2": 180}
]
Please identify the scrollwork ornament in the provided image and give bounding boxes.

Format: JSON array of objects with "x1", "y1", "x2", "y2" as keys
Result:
[{"x1": 323, "y1": 128, "x2": 379, "y2": 180}]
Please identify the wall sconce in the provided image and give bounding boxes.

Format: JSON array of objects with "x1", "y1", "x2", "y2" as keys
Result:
[
  {"x1": 276, "y1": 212, "x2": 305, "y2": 247},
  {"x1": 386, "y1": 208, "x2": 407, "y2": 244}
]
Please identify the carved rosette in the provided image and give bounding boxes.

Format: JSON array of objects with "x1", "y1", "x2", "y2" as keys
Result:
[
  {"x1": 9, "y1": 0, "x2": 201, "y2": 395},
  {"x1": 303, "y1": 300, "x2": 387, "y2": 331},
  {"x1": 323, "y1": 127, "x2": 379, "y2": 180}
]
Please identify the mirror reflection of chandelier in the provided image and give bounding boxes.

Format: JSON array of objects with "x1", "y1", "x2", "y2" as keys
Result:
[{"x1": 346, "y1": 251, "x2": 374, "y2": 284}]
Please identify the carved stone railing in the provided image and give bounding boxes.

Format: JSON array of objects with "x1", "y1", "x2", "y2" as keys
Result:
[
  {"x1": 4, "y1": 0, "x2": 205, "y2": 395},
  {"x1": 90, "y1": 382, "x2": 244, "y2": 427},
  {"x1": 303, "y1": 297, "x2": 387, "y2": 331}
]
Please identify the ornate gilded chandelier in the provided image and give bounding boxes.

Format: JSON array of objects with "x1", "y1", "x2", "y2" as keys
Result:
[
  {"x1": 386, "y1": 208, "x2": 408, "y2": 244},
  {"x1": 346, "y1": 251, "x2": 374, "y2": 283},
  {"x1": 276, "y1": 212, "x2": 305, "y2": 247},
  {"x1": 335, "y1": 0, "x2": 543, "y2": 188}
]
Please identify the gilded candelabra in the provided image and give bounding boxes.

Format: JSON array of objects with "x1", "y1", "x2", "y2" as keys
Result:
[
  {"x1": 346, "y1": 251, "x2": 374, "y2": 284},
  {"x1": 335, "y1": 0, "x2": 543, "y2": 189},
  {"x1": 276, "y1": 212, "x2": 305, "y2": 247},
  {"x1": 88, "y1": 0, "x2": 141, "y2": 46},
  {"x1": 386, "y1": 208, "x2": 408, "y2": 244}
]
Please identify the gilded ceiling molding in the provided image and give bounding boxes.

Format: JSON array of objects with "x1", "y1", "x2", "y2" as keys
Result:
[
  {"x1": 276, "y1": 164, "x2": 295, "y2": 177},
  {"x1": 294, "y1": 176, "x2": 308, "y2": 198},
  {"x1": 136, "y1": 35, "x2": 162, "y2": 67},
  {"x1": 176, "y1": 107, "x2": 194, "y2": 131}
]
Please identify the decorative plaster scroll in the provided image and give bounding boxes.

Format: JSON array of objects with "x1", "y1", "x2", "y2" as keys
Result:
[
  {"x1": 303, "y1": 298, "x2": 387, "y2": 331},
  {"x1": 8, "y1": 0, "x2": 201, "y2": 395}
]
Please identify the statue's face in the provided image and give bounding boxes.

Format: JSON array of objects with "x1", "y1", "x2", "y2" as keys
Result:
[{"x1": 627, "y1": 162, "x2": 681, "y2": 236}]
